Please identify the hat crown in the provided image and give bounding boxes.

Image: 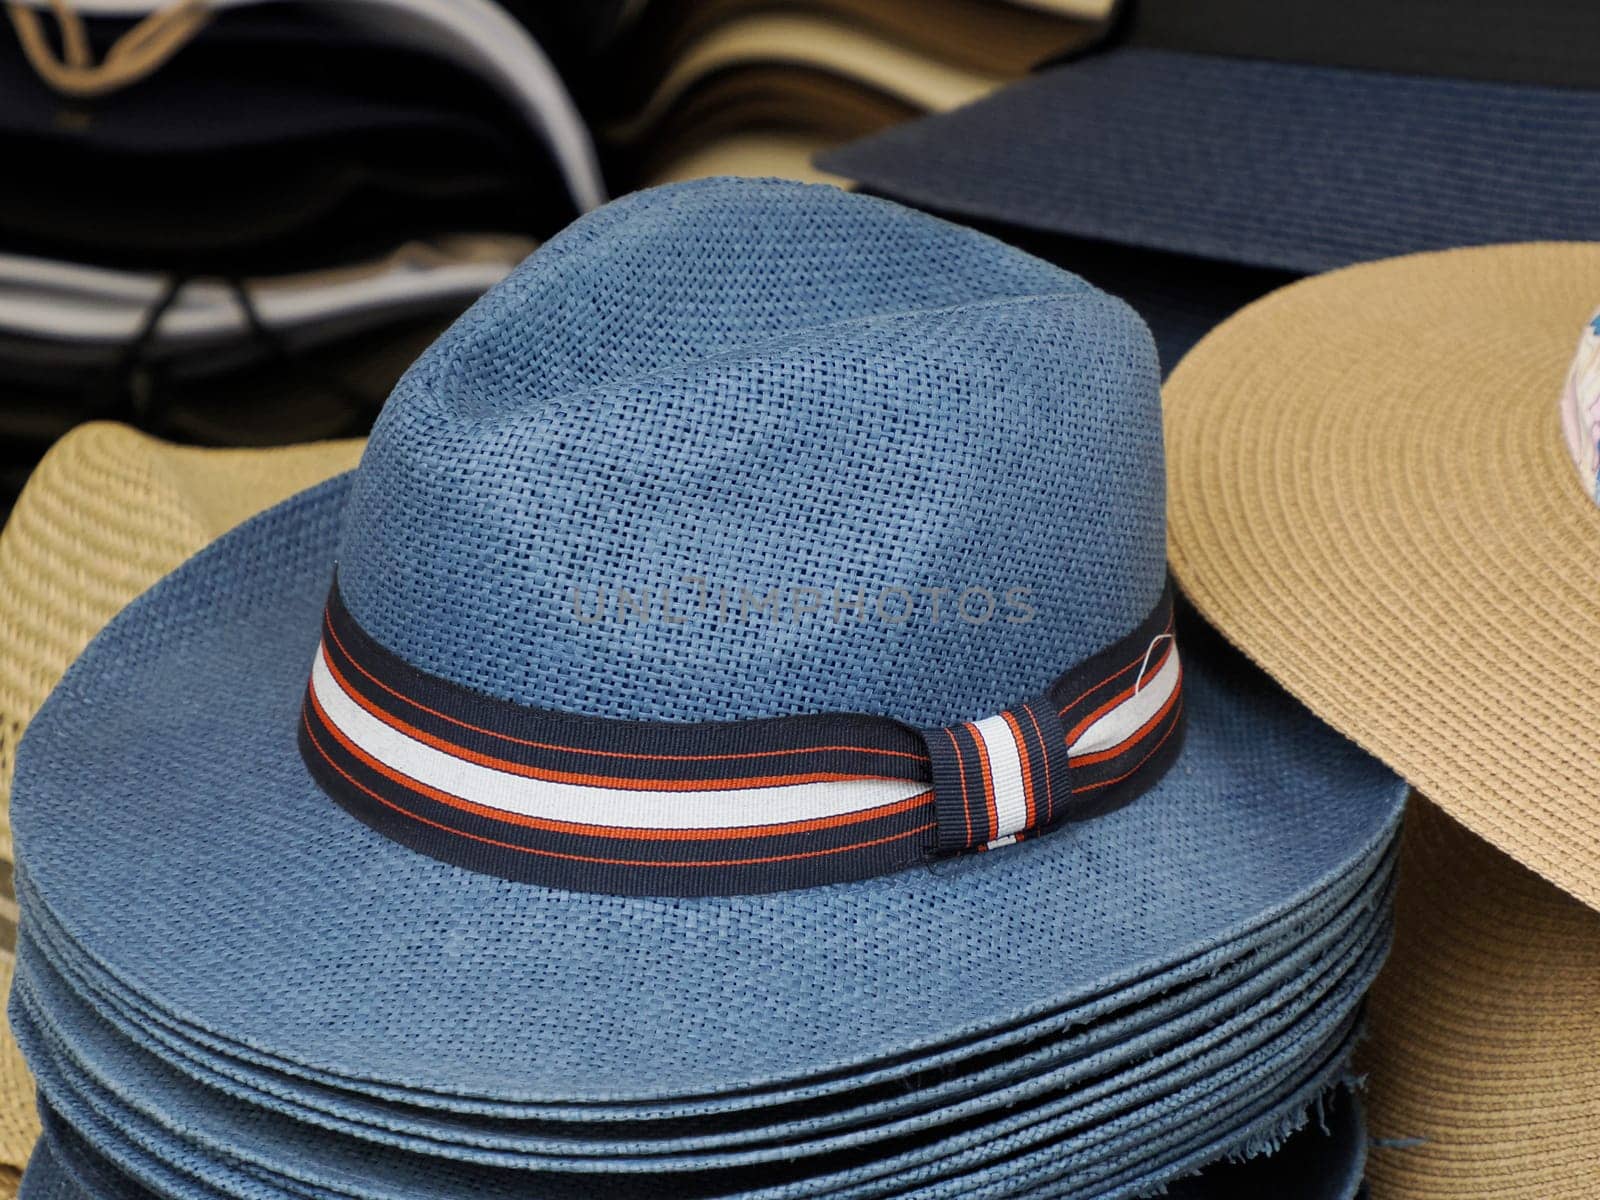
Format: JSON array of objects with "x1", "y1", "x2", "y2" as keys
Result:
[{"x1": 333, "y1": 179, "x2": 1165, "y2": 728}]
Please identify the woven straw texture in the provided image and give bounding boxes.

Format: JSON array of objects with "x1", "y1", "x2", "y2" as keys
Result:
[
  {"x1": 15, "y1": 1143, "x2": 60, "y2": 1200},
  {"x1": 1164, "y1": 241, "x2": 1600, "y2": 908},
  {"x1": 10, "y1": 835, "x2": 1396, "y2": 1158},
  {"x1": 0, "y1": 423, "x2": 361, "y2": 1187},
  {"x1": 0, "y1": 424, "x2": 363, "y2": 861},
  {"x1": 1360, "y1": 797, "x2": 1600, "y2": 1200},
  {"x1": 16, "y1": 1087, "x2": 1370, "y2": 1200}
]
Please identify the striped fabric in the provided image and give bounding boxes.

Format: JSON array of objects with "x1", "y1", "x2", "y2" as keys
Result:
[{"x1": 300, "y1": 582, "x2": 1182, "y2": 894}]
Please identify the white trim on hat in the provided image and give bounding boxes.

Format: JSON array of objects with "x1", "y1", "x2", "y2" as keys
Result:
[
  {"x1": 1070, "y1": 645, "x2": 1181, "y2": 758},
  {"x1": 310, "y1": 647, "x2": 927, "y2": 831}
]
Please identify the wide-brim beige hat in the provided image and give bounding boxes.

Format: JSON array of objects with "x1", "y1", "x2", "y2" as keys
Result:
[
  {"x1": 0, "y1": 422, "x2": 361, "y2": 1183},
  {"x1": 1163, "y1": 241, "x2": 1600, "y2": 1199},
  {"x1": 603, "y1": 12, "x2": 1007, "y2": 146},
  {"x1": 622, "y1": 0, "x2": 1103, "y2": 79},
  {"x1": 1166, "y1": 241, "x2": 1600, "y2": 909}
]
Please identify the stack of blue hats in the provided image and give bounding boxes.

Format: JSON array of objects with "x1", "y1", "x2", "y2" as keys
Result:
[{"x1": 8, "y1": 179, "x2": 1407, "y2": 1199}]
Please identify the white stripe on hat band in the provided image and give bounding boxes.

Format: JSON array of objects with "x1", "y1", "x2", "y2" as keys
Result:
[
  {"x1": 1068, "y1": 648, "x2": 1181, "y2": 758},
  {"x1": 971, "y1": 713, "x2": 1029, "y2": 841},
  {"x1": 310, "y1": 648, "x2": 927, "y2": 830}
]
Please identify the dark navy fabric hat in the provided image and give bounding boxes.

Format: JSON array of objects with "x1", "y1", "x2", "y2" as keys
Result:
[
  {"x1": 8, "y1": 179, "x2": 1404, "y2": 1197},
  {"x1": 819, "y1": 0, "x2": 1600, "y2": 369}
]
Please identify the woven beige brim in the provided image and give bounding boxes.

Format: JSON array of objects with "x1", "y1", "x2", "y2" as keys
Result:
[
  {"x1": 0, "y1": 423, "x2": 360, "y2": 1180},
  {"x1": 604, "y1": 13, "x2": 1005, "y2": 143},
  {"x1": 637, "y1": 0, "x2": 1101, "y2": 78},
  {"x1": 1165, "y1": 241, "x2": 1600, "y2": 910},
  {"x1": 1362, "y1": 797, "x2": 1600, "y2": 1199}
]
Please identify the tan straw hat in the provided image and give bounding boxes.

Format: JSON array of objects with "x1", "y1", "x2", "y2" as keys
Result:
[
  {"x1": 1165, "y1": 241, "x2": 1600, "y2": 908},
  {"x1": 0, "y1": 422, "x2": 361, "y2": 1182},
  {"x1": 1163, "y1": 241, "x2": 1600, "y2": 1198},
  {"x1": 1360, "y1": 796, "x2": 1600, "y2": 1198}
]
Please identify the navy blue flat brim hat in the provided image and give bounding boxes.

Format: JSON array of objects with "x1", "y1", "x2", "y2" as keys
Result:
[
  {"x1": 9, "y1": 179, "x2": 1405, "y2": 1115},
  {"x1": 1, "y1": 0, "x2": 601, "y2": 273},
  {"x1": 818, "y1": 0, "x2": 1600, "y2": 364}
]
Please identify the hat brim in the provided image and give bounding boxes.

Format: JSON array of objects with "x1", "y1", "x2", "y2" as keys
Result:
[
  {"x1": 0, "y1": 953, "x2": 40, "y2": 1178},
  {"x1": 817, "y1": 47, "x2": 1600, "y2": 276},
  {"x1": 13, "y1": 947, "x2": 1374, "y2": 1200},
  {"x1": 14, "y1": 826, "x2": 1395, "y2": 1131},
  {"x1": 17, "y1": 1142, "x2": 66, "y2": 1200},
  {"x1": 20, "y1": 1080, "x2": 1370, "y2": 1200},
  {"x1": 11, "y1": 473, "x2": 1404, "y2": 1104},
  {"x1": 1163, "y1": 241, "x2": 1600, "y2": 909},
  {"x1": 10, "y1": 849, "x2": 1392, "y2": 1170},
  {"x1": 0, "y1": 423, "x2": 365, "y2": 862}
]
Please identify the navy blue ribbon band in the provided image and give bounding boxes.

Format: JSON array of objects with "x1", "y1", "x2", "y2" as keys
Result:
[{"x1": 299, "y1": 581, "x2": 1182, "y2": 895}]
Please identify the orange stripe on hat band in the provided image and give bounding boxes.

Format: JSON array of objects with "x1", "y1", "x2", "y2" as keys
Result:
[
  {"x1": 1000, "y1": 709, "x2": 1037, "y2": 830},
  {"x1": 966, "y1": 723, "x2": 999, "y2": 843}
]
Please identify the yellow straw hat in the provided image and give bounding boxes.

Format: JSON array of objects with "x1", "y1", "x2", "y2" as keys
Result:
[
  {"x1": 1361, "y1": 797, "x2": 1600, "y2": 1198},
  {"x1": 1165, "y1": 241, "x2": 1600, "y2": 908},
  {"x1": 1, "y1": 423, "x2": 362, "y2": 859},
  {"x1": 0, "y1": 422, "x2": 361, "y2": 1182},
  {"x1": 1163, "y1": 241, "x2": 1600, "y2": 1199}
]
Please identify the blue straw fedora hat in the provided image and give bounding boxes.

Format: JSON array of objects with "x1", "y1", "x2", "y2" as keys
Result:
[
  {"x1": 9, "y1": 179, "x2": 1404, "y2": 1115},
  {"x1": 818, "y1": 0, "x2": 1600, "y2": 369}
]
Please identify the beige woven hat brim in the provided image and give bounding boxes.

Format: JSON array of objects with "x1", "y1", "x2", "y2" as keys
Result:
[
  {"x1": 1165, "y1": 241, "x2": 1600, "y2": 909},
  {"x1": 1361, "y1": 797, "x2": 1600, "y2": 1199},
  {"x1": 632, "y1": 0, "x2": 1100, "y2": 78},
  {"x1": 646, "y1": 131, "x2": 851, "y2": 188},
  {"x1": 0, "y1": 423, "x2": 360, "y2": 1181}
]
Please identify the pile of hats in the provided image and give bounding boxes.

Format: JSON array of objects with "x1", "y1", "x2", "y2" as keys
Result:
[
  {"x1": 591, "y1": 0, "x2": 1112, "y2": 190},
  {"x1": 814, "y1": 12, "x2": 1600, "y2": 1187},
  {"x1": 0, "y1": 0, "x2": 609, "y2": 514},
  {"x1": 7, "y1": 181, "x2": 1407, "y2": 1198}
]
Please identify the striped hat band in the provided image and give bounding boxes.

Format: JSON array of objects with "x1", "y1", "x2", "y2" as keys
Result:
[{"x1": 299, "y1": 581, "x2": 1184, "y2": 895}]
